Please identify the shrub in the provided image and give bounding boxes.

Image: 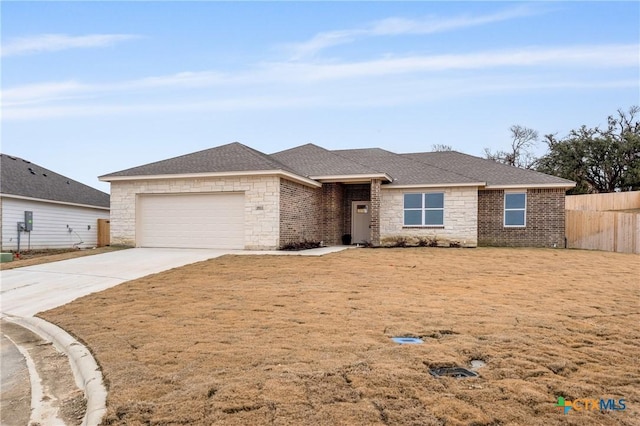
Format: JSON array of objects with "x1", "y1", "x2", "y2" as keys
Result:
[
  {"x1": 390, "y1": 236, "x2": 409, "y2": 248},
  {"x1": 281, "y1": 240, "x2": 322, "y2": 251},
  {"x1": 427, "y1": 235, "x2": 439, "y2": 247},
  {"x1": 416, "y1": 237, "x2": 430, "y2": 247}
]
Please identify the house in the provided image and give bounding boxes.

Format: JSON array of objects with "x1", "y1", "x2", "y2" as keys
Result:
[
  {"x1": 99, "y1": 142, "x2": 575, "y2": 250},
  {"x1": 1, "y1": 154, "x2": 110, "y2": 250},
  {"x1": 100, "y1": 142, "x2": 575, "y2": 249}
]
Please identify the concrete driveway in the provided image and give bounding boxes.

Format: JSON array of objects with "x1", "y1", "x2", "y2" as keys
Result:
[
  {"x1": 0, "y1": 246, "x2": 348, "y2": 318},
  {"x1": 0, "y1": 248, "x2": 236, "y2": 318}
]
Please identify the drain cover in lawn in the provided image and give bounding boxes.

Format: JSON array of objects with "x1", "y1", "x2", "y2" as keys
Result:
[
  {"x1": 429, "y1": 367, "x2": 478, "y2": 378},
  {"x1": 392, "y1": 337, "x2": 423, "y2": 344}
]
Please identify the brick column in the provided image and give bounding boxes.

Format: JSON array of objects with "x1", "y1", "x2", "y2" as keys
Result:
[
  {"x1": 370, "y1": 179, "x2": 381, "y2": 246},
  {"x1": 322, "y1": 183, "x2": 344, "y2": 245}
]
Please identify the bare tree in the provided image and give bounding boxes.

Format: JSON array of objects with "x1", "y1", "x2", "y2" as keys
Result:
[
  {"x1": 431, "y1": 144, "x2": 454, "y2": 152},
  {"x1": 484, "y1": 125, "x2": 539, "y2": 169}
]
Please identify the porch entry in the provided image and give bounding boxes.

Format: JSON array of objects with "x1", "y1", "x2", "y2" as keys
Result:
[{"x1": 351, "y1": 201, "x2": 371, "y2": 244}]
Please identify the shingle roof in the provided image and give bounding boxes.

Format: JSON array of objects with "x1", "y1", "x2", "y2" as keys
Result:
[
  {"x1": 100, "y1": 142, "x2": 298, "y2": 179},
  {"x1": 332, "y1": 148, "x2": 482, "y2": 186},
  {"x1": 404, "y1": 151, "x2": 575, "y2": 187},
  {"x1": 99, "y1": 142, "x2": 575, "y2": 189},
  {"x1": 1, "y1": 154, "x2": 110, "y2": 208},
  {"x1": 271, "y1": 143, "x2": 383, "y2": 177}
]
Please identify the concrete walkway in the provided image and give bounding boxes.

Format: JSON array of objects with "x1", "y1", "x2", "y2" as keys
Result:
[{"x1": 0, "y1": 246, "x2": 349, "y2": 425}]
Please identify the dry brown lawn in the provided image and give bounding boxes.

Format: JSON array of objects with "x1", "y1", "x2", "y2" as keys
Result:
[{"x1": 41, "y1": 248, "x2": 639, "y2": 426}]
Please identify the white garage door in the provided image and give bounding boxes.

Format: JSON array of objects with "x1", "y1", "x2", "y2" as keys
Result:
[{"x1": 138, "y1": 193, "x2": 245, "y2": 249}]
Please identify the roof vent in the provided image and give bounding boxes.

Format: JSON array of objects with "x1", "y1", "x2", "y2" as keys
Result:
[
  {"x1": 42, "y1": 173, "x2": 47, "y2": 177},
  {"x1": 22, "y1": 159, "x2": 31, "y2": 163}
]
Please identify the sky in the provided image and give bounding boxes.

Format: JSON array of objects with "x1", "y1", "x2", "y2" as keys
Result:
[{"x1": 1, "y1": 1, "x2": 639, "y2": 193}]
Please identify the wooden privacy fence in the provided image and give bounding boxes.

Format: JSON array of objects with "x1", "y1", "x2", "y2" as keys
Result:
[
  {"x1": 97, "y1": 219, "x2": 111, "y2": 247},
  {"x1": 565, "y1": 191, "x2": 640, "y2": 254},
  {"x1": 565, "y1": 191, "x2": 640, "y2": 211}
]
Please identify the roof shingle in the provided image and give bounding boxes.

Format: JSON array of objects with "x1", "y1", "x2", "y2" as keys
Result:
[
  {"x1": 404, "y1": 151, "x2": 575, "y2": 187},
  {"x1": 99, "y1": 142, "x2": 575, "y2": 189},
  {"x1": 333, "y1": 148, "x2": 483, "y2": 186},
  {"x1": 271, "y1": 143, "x2": 382, "y2": 177},
  {"x1": 100, "y1": 142, "x2": 297, "y2": 179},
  {"x1": 1, "y1": 154, "x2": 110, "y2": 208}
]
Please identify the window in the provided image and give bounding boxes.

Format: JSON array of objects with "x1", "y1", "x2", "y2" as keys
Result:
[
  {"x1": 504, "y1": 192, "x2": 526, "y2": 227},
  {"x1": 356, "y1": 204, "x2": 368, "y2": 214},
  {"x1": 404, "y1": 192, "x2": 444, "y2": 226}
]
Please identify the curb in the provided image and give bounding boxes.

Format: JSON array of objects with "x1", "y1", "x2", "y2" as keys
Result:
[{"x1": 6, "y1": 316, "x2": 107, "y2": 426}]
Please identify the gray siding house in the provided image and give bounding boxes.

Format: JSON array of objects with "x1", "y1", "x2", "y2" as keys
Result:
[
  {"x1": 100, "y1": 142, "x2": 574, "y2": 250},
  {"x1": 1, "y1": 154, "x2": 110, "y2": 250}
]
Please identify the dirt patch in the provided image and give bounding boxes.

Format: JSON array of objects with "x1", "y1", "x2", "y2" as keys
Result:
[
  {"x1": 41, "y1": 248, "x2": 640, "y2": 425},
  {"x1": 0, "y1": 246, "x2": 128, "y2": 271}
]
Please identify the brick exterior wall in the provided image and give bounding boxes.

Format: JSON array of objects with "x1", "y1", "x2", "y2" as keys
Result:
[
  {"x1": 109, "y1": 176, "x2": 280, "y2": 249},
  {"x1": 279, "y1": 179, "x2": 322, "y2": 247},
  {"x1": 321, "y1": 183, "x2": 345, "y2": 245},
  {"x1": 380, "y1": 186, "x2": 478, "y2": 247},
  {"x1": 478, "y1": 188, "x2": 566, "y2": 247}
]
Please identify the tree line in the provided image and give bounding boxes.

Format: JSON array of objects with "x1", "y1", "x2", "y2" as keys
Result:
[{"x1": 482, "y1": 106, "x2": 640, "y2": 194}]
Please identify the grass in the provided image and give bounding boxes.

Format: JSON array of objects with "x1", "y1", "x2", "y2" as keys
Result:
[{"x1": 40, "y1": 247, "x2": 639, "y2": 425}]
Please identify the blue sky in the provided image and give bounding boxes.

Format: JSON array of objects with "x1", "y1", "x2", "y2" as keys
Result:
[{"x1": 2, "y1": 1, "x2": 638, "y2": 192}]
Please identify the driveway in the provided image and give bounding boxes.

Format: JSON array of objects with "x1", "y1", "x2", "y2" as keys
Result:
[
  {"x1": 0, "y1": 248, "x2": 236, "y2": 318},
  {"x1": 0, "y1": 246, "x2": 348, "y2": 318}
]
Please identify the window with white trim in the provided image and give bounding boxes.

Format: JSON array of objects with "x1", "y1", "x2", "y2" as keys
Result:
[
  {"x1": 504, "y1": 192, "x2": 526, "y2": 227},
  {"x1": 403, "y1": 192, "x2": 444, "y2": 226}
]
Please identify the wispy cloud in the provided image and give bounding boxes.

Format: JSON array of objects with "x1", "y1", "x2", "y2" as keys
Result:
[
  {"x1": 2, "y1": 44, "x2": 637, "y2": 120},
  {"x1": 2, "y1": 33, "x2": 140, "y2": 57},
  {"x1": 273, "y1": 44, "x2": 639, "y2": 81},
  {"x1": 286, "y1": 6, "x2": 541, "y2": 59},
  {"x1": 5, "y1": 76, "x2": 637, "y2": 122}
]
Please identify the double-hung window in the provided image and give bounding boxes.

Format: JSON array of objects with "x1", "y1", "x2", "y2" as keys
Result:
[
  {"x1": 504, "y1": 192, "x2": 526, "y2": 227},
  {"x1": 403, "y1": 192, "x2": 444, "y2": 226}
]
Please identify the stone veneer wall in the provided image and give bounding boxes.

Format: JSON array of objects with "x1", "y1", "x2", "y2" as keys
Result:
[
  {"x1": 380, "y1": 186, "x2": 478, "y2": 247},
  {"x1": 109, "y1": 176, "x2": 280, "y2": 249},
  {"x1": 478, "y1": 188, "x2": 565, "y2": 247},
  {"x1": 279, "y1": 179, "x2": 323, "y2": 247}
]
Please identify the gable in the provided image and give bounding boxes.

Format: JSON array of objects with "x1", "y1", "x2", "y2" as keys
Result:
[{"x1": 101, "y1": 142, "x2": 298, "y2": 179}]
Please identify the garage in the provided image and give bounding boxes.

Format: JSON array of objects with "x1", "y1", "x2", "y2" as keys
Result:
[{"x1": 137, "y1": 193, "x2": 245, "y2": 249}]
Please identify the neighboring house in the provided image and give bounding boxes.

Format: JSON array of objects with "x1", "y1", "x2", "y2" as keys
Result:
[
  {"x1": 1, "y1": 154, "x2": 110, "y2": 250},
  {"x1": 100, "y1": 142, "x2": 575, "y2": 250}
]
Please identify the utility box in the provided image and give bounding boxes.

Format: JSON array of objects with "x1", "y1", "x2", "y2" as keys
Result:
[{"x1": 24, "y1": 211, "x2": 33, "y2": 231}]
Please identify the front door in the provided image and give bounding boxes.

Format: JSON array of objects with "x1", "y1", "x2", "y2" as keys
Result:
[{"x1": 351, "y1": 201, "x2": 371, "y2": 244}]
